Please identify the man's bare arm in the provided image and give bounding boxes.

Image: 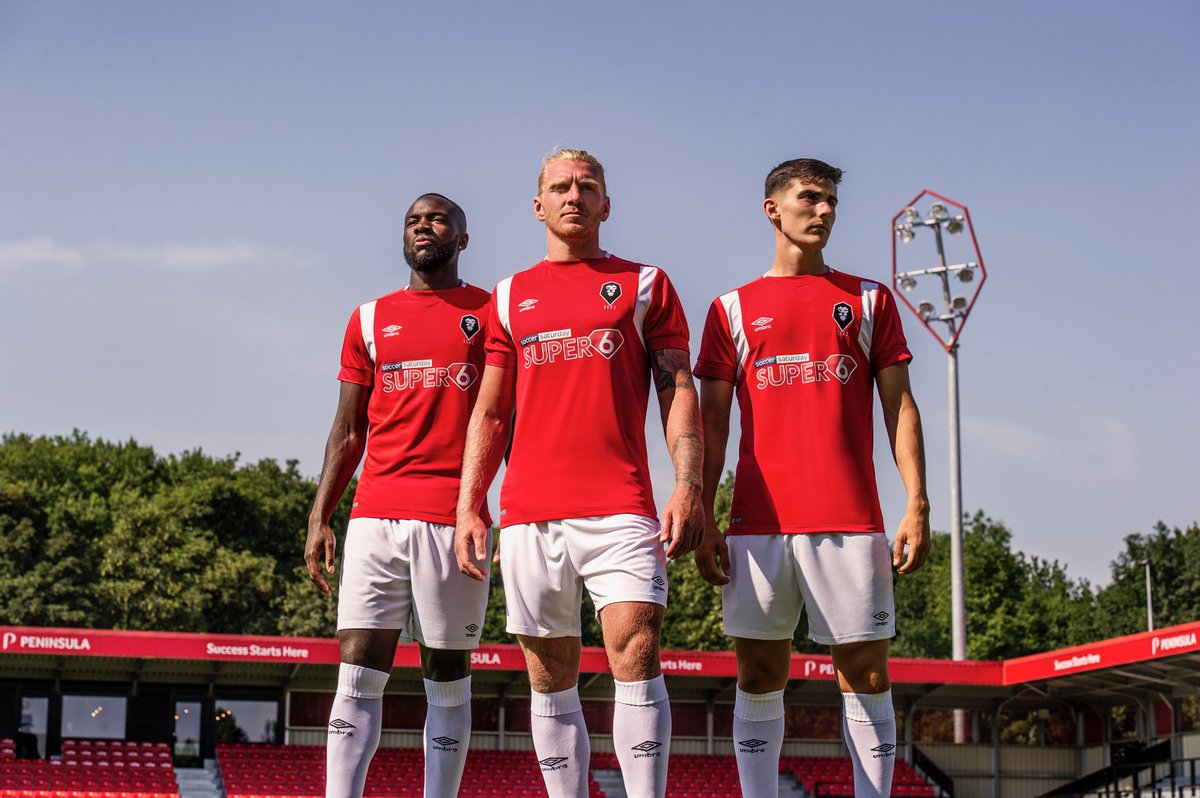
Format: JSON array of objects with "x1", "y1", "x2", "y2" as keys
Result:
[
  {"x1": 305, "y1": 381, "x2": 370, "y2": 595},
  {"x1": 651, "y1": 348, "x2": 704, "y2": 559},
  {"x1": 454, "y1": 365, "x2": 515, "y2": 581},
  {"x1": 877, "y1": 362, "x2": 931, "y2": 574},
  {"x1": 695, "y1": 376, "x2": 733, "y2": 585}
]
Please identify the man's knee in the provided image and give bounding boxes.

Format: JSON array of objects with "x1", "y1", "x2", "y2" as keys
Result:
[
  {"x1": 734, "y1": 638, "x2": 792, "y2": 693},
  {"x1": 600, "y1": 602, "x2": 663, "y2": 680},
  {"x1": 519, "y1": 635, "x2": 582, "y2": 693},
  {"x1": 420, "y1": 646, "x2": 471, "y2": 682},
  {"x1": 831, "y1": 639, "x2": 890, "y2": 693},
  {"x1": 338, "y1": 629, "x2": 400, "y2": 673}
]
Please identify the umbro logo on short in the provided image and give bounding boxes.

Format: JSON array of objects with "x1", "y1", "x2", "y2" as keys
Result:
[
  {"x1": 874, "y1": 611, "x2": 890, "y2": 625},
  {"x1": 465, "y1": 623, "x2": 479, "y2": 636},
  {"x1": 651, "y1": 575, "x2": 665, "y2": 592}
]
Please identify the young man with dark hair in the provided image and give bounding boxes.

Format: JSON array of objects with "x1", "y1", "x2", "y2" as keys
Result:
[
  {"x1": 305, "y1": 193, "x2": 492, "y2": 798},
  {"x1": 456, "y1": 148, "x2": 704, "y2": 798},
  {"x1": 694, "y1": 158, "x2": 931, "y2": 798}
]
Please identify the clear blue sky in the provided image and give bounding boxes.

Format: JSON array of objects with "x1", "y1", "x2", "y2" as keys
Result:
[{"x1": 2, "y1": 1, "x2": 1197, "y2": 588}]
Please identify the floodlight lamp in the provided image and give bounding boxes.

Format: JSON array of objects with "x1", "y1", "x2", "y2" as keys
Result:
[
  {"x1": 951, "y1": 296, "x2": 968, "y2": 312},
  {"x1": 903, "y1": 207, "x2": 920, "y2": 223},
  {"x1": 930, "y1": 203, "x2": 948, "y2": 221},
  {"x1": 946, "y1": 217, "x2": 964, "y2": 234},
  {"x1": 918, "y1": 301, "x2": 936, "y2": 320},
  {"x1": 898, "y1": 227, "x2": 914, "y2": 243},
  {"x1": 899, "y1": 275, "x2": 917, "y2": 291},
  {"x1": 957, "y1": 267, "x2": 974, "y2": 283}
]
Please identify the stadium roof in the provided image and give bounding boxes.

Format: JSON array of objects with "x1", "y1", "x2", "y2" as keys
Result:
[{"x1": 2, "y1": 621, "x2": 1197, "y2": 713}]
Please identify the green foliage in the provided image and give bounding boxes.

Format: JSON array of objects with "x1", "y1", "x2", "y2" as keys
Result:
[{"x1": 1096, "y1": 522, "x2": 1200, "y2": 636}]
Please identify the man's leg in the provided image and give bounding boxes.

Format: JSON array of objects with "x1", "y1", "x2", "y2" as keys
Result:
[
  {"x1": 600, "y1": 601, "x2": 671, "y2": 798},
  {"x1": 730, "y1": 638, "x2": 790, "y2": 798},
  {"x1": 419, "y1": 646, "x2": 471, "y2": 798},
  {"x1": 327, "y1": 629, "x2": 400, "y2": 798},
  {"x1": 831, "y1": 639, "x2": 895, "y2": 798},
  {"x1": 519, "y1": 635, "x2": 590, "y2": 798}
]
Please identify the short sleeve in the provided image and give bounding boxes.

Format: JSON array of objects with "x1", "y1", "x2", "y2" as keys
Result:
[
  {"x1": 693, "y1": 298, "x2": 738, "y2": 383},
  {"x1": 483, "y1": 286, "x2": 517, "y2": 369},
  {"x1": 337, "y1": 307, "x2": 374, "y2": 386},
  {"x1": 643, "y1": 270, "x2": 691, "y2": 353},
  {"x1": 870, "y1": 286, "x2": 913, "y2": 372}
]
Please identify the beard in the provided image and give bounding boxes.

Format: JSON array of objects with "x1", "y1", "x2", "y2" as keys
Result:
[{"x1": 403, "y1": 241, "x2": 457, "y2": 271}]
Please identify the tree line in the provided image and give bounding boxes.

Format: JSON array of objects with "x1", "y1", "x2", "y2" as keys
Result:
[{"x1": 2, "y1": 431, "x2": 1197, "y2": 659}]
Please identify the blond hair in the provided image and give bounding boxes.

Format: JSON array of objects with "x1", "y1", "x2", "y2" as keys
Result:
[{"x1": 537, "y1": 148, "x2": 606, "y2": 193}]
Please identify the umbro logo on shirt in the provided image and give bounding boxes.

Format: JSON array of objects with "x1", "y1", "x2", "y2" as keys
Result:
[
  {"x1": 518, "y1": 298, "x2": 539, "y2": 312},
  {"x1": 751, "y1": 317, "x2": 773, "y2": 330},
  {"x1": 382, "y1": 324, "x2": 403, "y2": 337}
]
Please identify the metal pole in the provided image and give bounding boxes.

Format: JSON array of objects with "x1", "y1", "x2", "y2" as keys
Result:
[{"x1": 1145, "y1": 560, "x2": 1154, "y2": 632}]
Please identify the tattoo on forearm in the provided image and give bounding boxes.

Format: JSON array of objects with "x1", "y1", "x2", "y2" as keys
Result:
[
  {"x1": 652, "y1": 349, "x2": 697, "y2": 394},
  {"x1": 670, "y1": 432, "x2": 703, "y2": 488}
]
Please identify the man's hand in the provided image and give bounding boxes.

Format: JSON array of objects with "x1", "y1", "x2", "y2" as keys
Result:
[
  {"x1": 892, "y1": 502, "x2": 931, "y2": 574},
  {"x1": 694, "y1": 520, "x2": 731, "y2": 586},
  {"x1": 304, "y1": 518, "x2": 337, "y2": 596},
  {"x1": 455, "y1": 513, "x2": 490, "y2": 582},
  {"x1": 660, "y1": 485, "x2": 705, "y2": 561}
]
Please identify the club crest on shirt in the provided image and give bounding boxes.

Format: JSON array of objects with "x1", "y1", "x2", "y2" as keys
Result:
[
  {"x1": 600, "y1": 280, "x2": 622, "y2": 308},
  {"x1": 460, "y1": 314, "x2": 480, "y2": 341},
  {"x1": 832, "y1": 302, "x2": 854, "y2": 331}
]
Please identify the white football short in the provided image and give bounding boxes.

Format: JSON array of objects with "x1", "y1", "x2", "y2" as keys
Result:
[
  {"x1": 500, "y1": 514, "x2": 667, "y2": 638},
  {"x1": 722, "y1": 532, "x2": 895, "y2": 645},
  {"x1": 337, "y1": 517, "x2": 491, "y2": 649}
]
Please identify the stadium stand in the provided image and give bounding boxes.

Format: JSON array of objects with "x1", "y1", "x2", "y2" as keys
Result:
[
  {"x1": 0, "y1": 739, "x2": 178, "y2": 798},
  {"x1": 217, "y1": 743, "x2": 605, "y2": 798},
  {"x1": 784, "y1": 755, "x2": 936, "y2": 796}
]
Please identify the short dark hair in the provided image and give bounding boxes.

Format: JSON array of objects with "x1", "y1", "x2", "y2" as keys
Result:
[
  {"x1": 414, "y1": 192, "x2": 467, "y2": 230},
  {"x1": 764, "y1": 159, "x2": 843, "y2": 198}
]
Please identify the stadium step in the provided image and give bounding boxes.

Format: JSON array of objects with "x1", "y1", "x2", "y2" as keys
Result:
[{"x1": 176, "y1": 761, "x2": 223, "y2": 798}]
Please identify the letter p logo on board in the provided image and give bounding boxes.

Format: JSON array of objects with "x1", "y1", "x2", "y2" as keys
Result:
[{"x1": 1, "y1": 632, "x2": 14, "y2": 650}]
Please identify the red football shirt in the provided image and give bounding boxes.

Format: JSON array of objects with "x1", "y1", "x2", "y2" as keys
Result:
[
  {"x1": 339, "y1": 283, "x2": 491, "y2": 526},
  {"x1": 694, "y1": 270, "x2": 912, "y2": 535},
  {"x1": 484, "y1": 255, "x2": 690, "y2": 526}
]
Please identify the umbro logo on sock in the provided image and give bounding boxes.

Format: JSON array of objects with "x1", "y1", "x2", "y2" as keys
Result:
[
  {"x1": 871, "y1": 743, "x2": 896, "y2": 759},
  {"x1": 431, "y1": 736, "x2": 459, "y2": 752},
  {"x1": 328, "y1": 718, "x2": 355, "y2": 737},
  {"x1": 631, "y1": 740, "x2": 662, "y2": 758},
  {"x1": 737, "y1": 738, "x2": 768, "y2": 753},
  {"x1": 539, "y1": 757, "x2": 569, "y2": 771}
]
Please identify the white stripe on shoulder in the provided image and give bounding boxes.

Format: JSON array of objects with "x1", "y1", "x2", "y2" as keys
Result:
[
  {"x1": 717, "y1": 289, "x2": 748, "y2": 382},
  {"x1": 858, "y1": 281, "x2": 879, "y2": 362},
  {"x1": 495, "y1": 276, "x2": 514, "y2": 338},
  {"x1": 358, "y1": 299, "x2": 378, "y2": 364},
  {"x1": 633, "y1": 265, "x2": 660, "y2": 350}
]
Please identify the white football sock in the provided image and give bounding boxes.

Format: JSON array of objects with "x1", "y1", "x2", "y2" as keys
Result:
[
  {"x1": 733, "y1": 687, "x2": 785, "y2": 798},
  {"x1": 422, "y1": 677, "x2": 471, "y2": 798},
  {"x1": 612, "y1": 676, "x2": 671, "y2": 798},
  {"x1": 529, "y1": 686, "x2": 591, "y2": 798},
  {"x1": 326, "y1": 663, "x2": 390, "y2": 798},
  {"x1": 842, "y1": 689, "x2": 896, "y2": 798}
]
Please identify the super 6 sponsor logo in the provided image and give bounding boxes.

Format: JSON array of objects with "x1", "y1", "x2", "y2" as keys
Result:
[
  {"x1": 754, "y1": 353, "x2": 857, "y2": 388},
  {"x1": 380, "y1": 360, "x2": 479, "y2": 392},
  {"x1": 521, "y1": 328, "x2": 624, "y2": 367}
]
